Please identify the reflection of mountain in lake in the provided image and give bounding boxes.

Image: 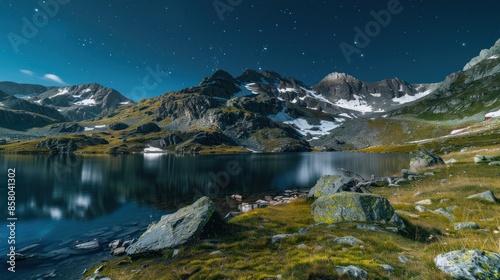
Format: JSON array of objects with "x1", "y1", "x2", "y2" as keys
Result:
[{"x1": 0, "y1": 153, "x2": 409, "y2": 220}]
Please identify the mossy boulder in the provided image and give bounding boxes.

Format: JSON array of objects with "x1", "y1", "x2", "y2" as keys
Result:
[
  {"x1": 126, "y1": 196, "x2": 216, "y2": 258},
  {"x1": 307, "y1": 175, "x2": 357, "y2": 199},
  {"x1": 311, "y1": 192, "x2": 405, "y2": 228},
  {"x1": 434, "y1": 250, "x2": 500, "y2": 279},
  {"x1": 109, "y1": 122, "x2": 129, "y2": 131},
  {"x1": 410, "y1": 150, "x2": 445, "y2": 171}
]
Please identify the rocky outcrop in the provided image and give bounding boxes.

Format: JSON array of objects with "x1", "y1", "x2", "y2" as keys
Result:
[
  {"x1": 311, "y1": 192, "x2": 405, "y2": 229},
  {"x1": 126, "y1": 197, "x2": 217, "y2": 258},
  {"x1": 36, "y1": 136, "x2": 109, "y2": 153},
  {"x1": 466, "y1": 190, "x2": 497, "y2": 203},
  {"x1": 307, "y1": 175, "x2": 357, "y2": 199},
  {"x1": 0, "y1": 81, "x2": 48, "y2": 96},
  {"x1": 52, "y1": 123, "x2": 84, "y2": 133},
  {"x1": 135, "y1": 122, "x2": 161, "y2": 134},
  {"x1": 463, "y1": 38, "x2": 500, "y2": 71},
  {"x1": 180, "y1": 70, "x2": 241, "y2": 99},
  {"x1": 109, "y1": 122, "x2": 129, "y2": 131},
  {"x1": 410, "y1": 150, "x2": 445, "y2": 171},
  {"x1": 157, "y1": 93, "x2": 221, "y2": 120},
  {"x1": 434, "y1": 250, "x2": 500, "y2": 279}
]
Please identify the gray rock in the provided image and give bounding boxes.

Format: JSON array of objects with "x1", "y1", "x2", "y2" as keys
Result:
[
  {"x1": 395, "y1": 210, "x2": 420, "y2": 218},
  {"x1": 296, "y1": 244, "x2": 308, "y2": 249},
  {"x1": 415, "y1": 199, "x2": 432, "y2": 205},
  {"x1": 433, "y1": 208, "x2": 455, "y2": 221},
  {"x1": 335, "y1": 265, "x2": 368, "y2": 280},
  {"x1": 271, "y1": 234, "x2": 295, "y2": 244},
  {"x1": 297, "y1": 228, "x2": 308, "y2": 235},
  {"x1": 402, "y1": 169, "x2": 423, "y2": 179},
  {"x1": 172, "y1": 249, "x2": 179, "y2": 258},
  {"x1": 380, "y1": 264, "x2": 395, "y2": 275},
  {"x1": 74, "y1": 240, "x2": 101, "y2": 251},
  {"x1": 440, "y1": 198, "x2": 450, "y2": 203},
  {"x1": 467, "y1": 190, "x2": 498, "y2": 203},
  {"x1": 489, "y1": 161, "x2": 500, "y2": 166},
  {"x1": 334, "y1": 236, "x2": 363, "y2": 246},
  {"x1": 446, "y1": 206, "x2": 458, "y2": 212},
  {"x1": 356, "y1": 224, "x2": 383, "y2": 232},
  {"x1": 474, "y1": 155, "x2": 497, "y2": 163},
  {"x1": 307, "y1": 175, "x2": 357, "y2": 199},
  {"x1": 445, "y1": 158, "x2": 457, "y2": 164},
  {"x1": 424, "y1": 172, "x2": 435, "y2": 176},
  {"x1": 434, "y1": 250, "x2": 500, "y2": 280},
  {"x1": 311, "y1": 192, "x2": 405, "y2": 229},
  {"x1": 454, "y1": 222, "x2": 480, "y2": 231},
  {"x1": 109, "y1": 122, "x2": 129, "y2": 131},
  {"x1": 398, "y1": 256, "x2": 409, "y2": 263},
  {"x1": 410, "y1": 150, "x2": 445, "y2": 171},
  {"x1": 415, "y1": 205, "x2": 428, "y2": 212},
  {"x1": 126, "y1": 196, "x2": 216, "y2": 257},
  {"x1": 209, "y1": 250, "x2": 222, "y2": 255}
]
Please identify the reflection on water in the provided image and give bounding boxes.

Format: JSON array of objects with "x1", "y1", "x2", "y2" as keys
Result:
[
  {"x1": 0, "y1": 152, "x2": 410, "y2": 221},
  {"x1": 0, "y1": 152, "x2": 409, "y2": 279}
]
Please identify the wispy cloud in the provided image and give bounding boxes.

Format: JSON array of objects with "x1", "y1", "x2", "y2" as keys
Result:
[
  {"x1": 20, "y1": 69, "x2": 34, "y2": 76},
  {"x1": 19, "y1": 69, "x2": 67, "y2": 85},
  {"x1": 43, "y1": 74, "x2": 66, "y2": 85}
]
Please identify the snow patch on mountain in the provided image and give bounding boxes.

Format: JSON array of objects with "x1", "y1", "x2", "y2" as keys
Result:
[
  {"x1": 268, "y1": 110, "x2": 341, "y2": 137},
  {"x1": 51, "y1": 88, "x2": 69, "y2": 98},
  {"x1": 392, "y1": 88, "x2": 434, "y2": 104},
  {"x1": 234, "y1": 83, "x2": 259, "y2": 98},
  {"x1": 485, "y1": 109, "x2": 500, "y2": 119},
  {"x1": 75, "y1": 97, "x2": 97, "y2": 106},
  {"x1": 335, "y1": 95, "x2": 378, "y2": 113},
  {"x1": 370, "y1": 93, "x2": 381, "y2": 97}
]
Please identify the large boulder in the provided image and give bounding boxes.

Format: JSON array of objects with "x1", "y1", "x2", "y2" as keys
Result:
[
  {"x1": 466, "y1": 190, "x2": 498, "y2": 203},
  {"x1": 410, "y1": 150, "x2": 445, "y2": 171},
  {"x1": 434, "y1": 250, "x2": 500, "y2": 279},
  {"x1": 126, "y1": 197, "x2": 216, "y2": 257},
  {"x1": 307, "y1": 175, "x2": 357, "y2": 199},
  {"x1": 135, "y1": 122, "x2": 161, "y2": 134},
  {"x1": 109, "y1": 122, "x2": 129, "y2": 131},
  {"x1": 311, "y1": 192, "x2": 405, "y2": 228}
]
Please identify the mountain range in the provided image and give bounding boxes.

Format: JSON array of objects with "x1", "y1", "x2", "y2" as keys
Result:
[{"x1": 0, "y1": 38, "x2": 499, "y2": 154}]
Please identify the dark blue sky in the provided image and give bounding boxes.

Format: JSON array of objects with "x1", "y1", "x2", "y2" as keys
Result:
[{"x1": 1, "y1": 0, "x2": 499, "y2": 101}]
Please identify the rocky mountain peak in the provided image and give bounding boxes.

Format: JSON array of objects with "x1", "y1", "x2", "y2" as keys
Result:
[
  {"x1": 463, "y1": 38, "x2": 500, "y2": 71},
  {"x1": 200, "y1": 70, "x2": 238, "y2": 86},
  {"x1": 322, "y1": 72, "x2": 359, "y2": 83}
]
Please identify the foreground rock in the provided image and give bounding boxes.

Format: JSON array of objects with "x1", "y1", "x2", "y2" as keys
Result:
[
  {"x1": 466, "y1": 190, "x2": 498, "y2": 203},
  {"x1": 410, "y1": 150, "x2": 445, "y2": 171},
  {"x1": 307, "y1": 175, "x2": 357, "y2": 199},
  {"x1": 311, "y1": 192, "x2": 405, "y2": 229},
  {"x1": 335, "y1": 265, "x2": 368, "y2": 279},
  {"x1": 126, "y1": 196, "x2": 216, "y2": 257},
  {"x1": 434, "y1": 250, "x2": 500, "y2": 279}
]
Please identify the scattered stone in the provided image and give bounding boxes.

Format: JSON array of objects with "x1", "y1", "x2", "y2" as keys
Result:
[
  {"x1": 434, "y1": 250, "x2": 500, "y2": 280},
  {"x1": 209, "y1": 250, "x2": 222, "y2": 255},
  {"x1": 454, "y1": 222, "x2": 480, "y2": 231},
  {"x1": 433, "y1": 208, "x2": 455, "y2": 221},
  {"x1": 410, "y1": 150, "x2": 445, "y2": 171},
  {"x1": 489, "y1": 161, "x2": 500, "y2": 166},
  {"x1": 466, "y1": 190, "x2": 498, "y2": 203},
  {"x1": 126, "y1": 197, "x2": 217, "y2": 257},
  {"x1": 172, "y1": 249, "x2": 179, "y2": 258},
  {"x1": 296, "y1": 244, "x2": 308, "y2": 249},
  {"x1": 311, "y1": 192, "x2": 405, "y2": 229},
  {"x1": 440, "y1": 179, "x2": 449, "y2": 184},
  {"x1": 271, "y1": 234, "x2": 295, "y2": 244},
  {"x1": 413, "y1": 191, "x2": 423, "y2": 197},
  {"x1": 307, "y1": 175, "x2": 357, "y2": 199},
  {"x1": 380, "y1": 264, "x2": 395, "y2": 275},
  {"x1": 415, "y1": 199, "x2": 432, "y2": 205},
  {"x1": 335, "y1": 265, "x2": 368, "y2": 280},
  {"x1": 402, "y1": 169, "x2": 423, "y2": 180},
  {"x1": 298, "y1": 228, "x2": 308, "y2": 235},
  {"x1": 356, "y1": 224, "x2": 383, "y2": 232},
  {"x1": 108, "y1": 239, "x2": 122, "y2": 249},
  {"x1": 424, "y1": 172, "x2": 435, "y2": 176},
  {"x1": 439, "y1": 199, "x2": 450, "y2": 203},
  {"x1": 415, "y1": 205, "x2": 427, "y2": 212},
  {"x1": 398, "y1": 255, "x2": 409, "y2": 263},
  {"x1": 474, "y1": 155, "x2": 497, "y2": 163},
  {"x1": 111, "y1": 247, "x2": 125, "y2": 256},
  {"x1": 446, "y1": 206, "x2": 458, "y2": 212},
  {"x1": 231, "y1": 194, "x2": 243, "y2": 201},
  {"x1": 445, "y1": 158, "x2": 457, "y2": 164},
  {"x1": 395, "y1": 210, "x2": 420, "y2": 218},
  {"x1": 334, "y1": 236, "x2": 363, "y2": 246}
]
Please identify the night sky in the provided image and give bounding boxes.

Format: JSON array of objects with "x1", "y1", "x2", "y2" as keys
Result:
[{"x1": 1, "y1": 0, "x2": 499, "y2": 101}]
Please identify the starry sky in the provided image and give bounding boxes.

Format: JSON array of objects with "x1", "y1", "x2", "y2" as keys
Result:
[{"x1": 1, "y1": 0, "x2": 499, "y2": 101}]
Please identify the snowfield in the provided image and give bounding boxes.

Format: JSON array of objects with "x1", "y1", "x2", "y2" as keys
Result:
[
  {"x1": 392, "y1": 88, "x2": 434, "y2": 104},
  {"x1": 485, "y1": 109, "x2": 500, "y2": 119}
]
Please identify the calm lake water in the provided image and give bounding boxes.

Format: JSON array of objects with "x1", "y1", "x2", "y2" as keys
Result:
[{"x1": 0, "y1": 152, "x2": 409, "y2": 279}]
